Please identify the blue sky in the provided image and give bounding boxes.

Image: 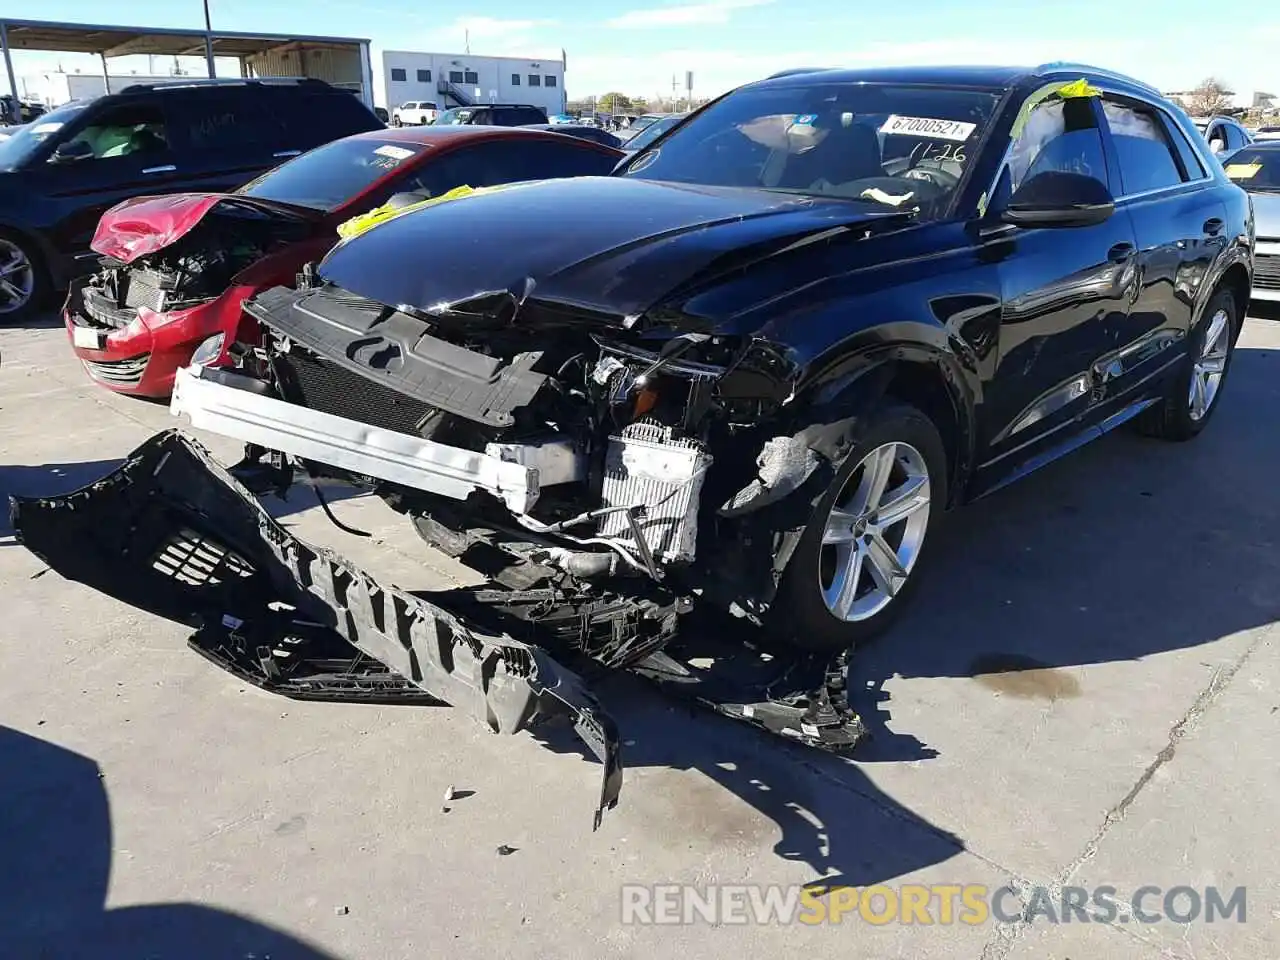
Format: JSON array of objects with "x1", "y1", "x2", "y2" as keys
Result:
[{"x1": 8, "y1": 0, "x2": 1279, "y2": 105}]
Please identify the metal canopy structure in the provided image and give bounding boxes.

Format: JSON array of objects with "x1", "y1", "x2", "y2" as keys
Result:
[{"x1": 0, "y1": 17, "x2": 375, "y2": 107}]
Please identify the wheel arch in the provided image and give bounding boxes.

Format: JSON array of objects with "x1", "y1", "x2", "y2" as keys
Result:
[
  {"x1": 1214, "y1": 261, "x2": 1251, "y2": 340},
  {"x1": 799, "y1": 345, "x2": 978, "y2": 507}
]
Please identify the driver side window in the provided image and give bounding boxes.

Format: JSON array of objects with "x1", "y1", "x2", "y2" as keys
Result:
[
  {"x1": 59, "y1": 103, "x2": 169, "y2": 161},
  {"x1": 993, "y1": 96, "x2": 1109, "y2": 209}
]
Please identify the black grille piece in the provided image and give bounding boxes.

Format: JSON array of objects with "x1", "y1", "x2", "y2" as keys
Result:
[
  {"x1": 83, "y1": 353, "x2": 150, "y2": 386},
  {"x1": 279, "y1": 349, "x2": 434, "y2": 436},
  {"x1": 1254, "y1": 253, "x2": 1280, "y2": 291}
]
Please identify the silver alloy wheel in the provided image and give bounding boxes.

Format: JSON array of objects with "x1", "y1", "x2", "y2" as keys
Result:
[
  {"x1": 1188, "y1": 307, "x2": 1231, "y2": 421},
  {"x1": 0, "y1": 237, "x2": 35, "y2": 315},
  {"x1": 819, "y1": 441, "x2": 932, "y2": 623}
]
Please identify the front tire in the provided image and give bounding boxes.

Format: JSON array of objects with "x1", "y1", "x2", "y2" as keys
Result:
[
  {"x1": 391, "y1": 116, "x2": 403, "y2": 127},
  {"x1": 0, "y1": 229, "x2": 47, "y2": 322},
  {"x1": 773, "y1": 401, "x2": 948, "y2": 653},
  {"x1": 1139, "y1": 287, "x2": 1239, "y2": 441}
]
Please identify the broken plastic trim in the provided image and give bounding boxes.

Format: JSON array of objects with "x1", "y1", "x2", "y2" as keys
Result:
[{"x1": 9, "y1": 430, "x2": 622, "y2": 830}]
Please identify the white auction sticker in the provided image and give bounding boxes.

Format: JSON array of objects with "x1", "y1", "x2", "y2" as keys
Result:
[
  {"x1": 879, "y1": 115, "x2": 976, "y2": 142},
  {"x1": 374, "y1": 144, "x2": 415, "y2": 160}
]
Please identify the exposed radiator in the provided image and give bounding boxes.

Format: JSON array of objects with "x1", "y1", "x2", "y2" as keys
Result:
[
  {"x1": 599, "y1": 421, "x2": 712, "y2": 564},
  {"x1": 123, "y1": 269, "x2": 168, "y2": 313}
]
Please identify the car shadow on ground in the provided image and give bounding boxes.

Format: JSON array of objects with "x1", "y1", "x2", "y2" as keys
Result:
[
  {"x1": 535, "y1": 343, "x2": 1280, "y2": 888},
  {"x1": 2, "y1": 724, "x2": 342, "y2": 959}
]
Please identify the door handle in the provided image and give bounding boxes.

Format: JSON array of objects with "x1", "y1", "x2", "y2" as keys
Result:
[
  {"x1": 1107, "y1": 242, "x2": 1135, "y2": 263},
  {"x1": 273, "y1": 150, "x2": 302, "y2": 158},
  {"x1": 142, "y1": 164, "x2": 176, "y2": 174},
  {"x1": 1203, "y1": 217, "x2": 1224, "y2": 236}
]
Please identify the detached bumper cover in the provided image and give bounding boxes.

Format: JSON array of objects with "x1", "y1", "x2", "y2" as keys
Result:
[
  {"x1": 170, "y1": 365, "x2": 543, "y2": 512},
  {"x1": 9, "y1": 430, "x2": 621, "y2": 828}
]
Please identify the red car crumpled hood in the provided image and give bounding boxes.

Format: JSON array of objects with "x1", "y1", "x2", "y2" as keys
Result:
[{"x1": 92, "y1": 193, "x2": 320, "y2": 264}]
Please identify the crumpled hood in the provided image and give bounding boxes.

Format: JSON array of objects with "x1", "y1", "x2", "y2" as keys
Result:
[
  {"x1": 92, "y1": 193, "x2": 319, "y2": 264},
  {"x1": 317, "y1": 176, "x2": 906, "y2": 322}
]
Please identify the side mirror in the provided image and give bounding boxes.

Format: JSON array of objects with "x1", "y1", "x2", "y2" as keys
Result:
[
  {"x1": 51, "y1": 140, "x2": 93, "y2": 164},
  {"x1": 1001, "y1": 171, "x2": 1115, "y2": 228}
]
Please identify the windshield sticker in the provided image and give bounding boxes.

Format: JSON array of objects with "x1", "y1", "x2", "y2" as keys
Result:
[
  {"x1": 1223, "y1": 162, "x2": 1262, "y2": 180},
  {"x1": 879, "y1": 115, "x2": 976, "y2": 142},
  {"x1": 793, "y1": 114, "x2": 817, "y2": 126},
  {"x1": 374, "y1": 144, "x2": 415, "y2": 160}
]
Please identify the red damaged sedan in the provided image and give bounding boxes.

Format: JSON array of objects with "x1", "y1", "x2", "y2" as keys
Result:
[{"x1": 64, "y1": 126, "x2": 623, "y2": 396}]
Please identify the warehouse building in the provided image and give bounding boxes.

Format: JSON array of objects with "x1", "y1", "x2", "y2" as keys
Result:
[{"x1": 381, "y1": 50, "x2": 566, "y2": 116}]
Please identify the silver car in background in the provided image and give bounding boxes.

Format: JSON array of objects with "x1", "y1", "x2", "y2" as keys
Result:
[{"x1": 1223, "y1": 142, "x2": 1280, "y2": 302}]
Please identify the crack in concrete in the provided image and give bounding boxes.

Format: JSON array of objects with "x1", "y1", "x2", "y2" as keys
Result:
[{"x1": 975, "y1": 624, "x2": 1273, "y2": 960}]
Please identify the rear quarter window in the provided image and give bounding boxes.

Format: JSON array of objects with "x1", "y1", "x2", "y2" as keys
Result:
[{"x1": 276, "y1": 90, "x2": 382, "y2": 147}]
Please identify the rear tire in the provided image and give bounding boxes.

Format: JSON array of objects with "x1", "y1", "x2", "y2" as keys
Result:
[
  {"x1": 1138, "y1": 287, "x2": 1239, "y2": 441},
  {"x1": 0, "y1": 229, "x2": 48, "y2": 323},
  {"x1": 772, "y1": 400, "x2": 948, "y2": 654}
]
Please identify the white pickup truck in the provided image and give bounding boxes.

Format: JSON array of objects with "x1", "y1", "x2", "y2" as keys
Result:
[{"x1": 391, "y1": 101, "x2": 439, "y2": 126}]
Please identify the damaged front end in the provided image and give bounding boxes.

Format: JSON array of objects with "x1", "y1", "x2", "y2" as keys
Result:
[
  {"x1": 66, "y1": 195, "x2": 315, "y2": 368},
  {"x1": 9, "y1": 431, "x2": 622, "y2": 829}
]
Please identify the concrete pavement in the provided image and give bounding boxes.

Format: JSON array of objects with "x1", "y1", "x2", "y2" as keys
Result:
[{"x1": 2, "y1": 309, "x2": 1277, "y2": 959}]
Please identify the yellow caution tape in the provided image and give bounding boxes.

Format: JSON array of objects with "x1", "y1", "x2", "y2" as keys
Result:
[
  {"x1": 337, "y1": 184, "x2": 481, "y2": 240},
  {"x1": 1056, "y1": 78, "x2": 1101, "y2": 99},
  {"x1": 1009, "y1": 78, "x2": 1102, "y2": 140}
]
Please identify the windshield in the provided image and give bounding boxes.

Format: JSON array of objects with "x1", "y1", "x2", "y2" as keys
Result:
[
  {"x1": 1223, "y1": 148, "x2": 1280, "y2": 191},
  {"x1": 625, "y1": 116, "x2": 682, "y2": 152},
  {"x1": 238, "y1": 137, "x2": 426, "y2": 210},
  {"x1": 0, "y1": 101, "x2": 89, "y2": 172},
  {"x1": 434, "y1": 108, "x2": 474, "y2": 125},
  {"x1": 622, "y1": 81, "x2": 1001, "y2": 215}
]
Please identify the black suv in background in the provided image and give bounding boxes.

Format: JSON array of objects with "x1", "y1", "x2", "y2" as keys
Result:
[
  {"x1": 0, "y1": 78, "x2": 383, "y2": 319},
  {"x1": 433, "y1": 104, "x2": 548, "y2": 126}
]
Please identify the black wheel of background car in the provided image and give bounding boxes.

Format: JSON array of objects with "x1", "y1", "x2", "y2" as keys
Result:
[
  {"x1": 1138, "y1": 287, "x2": 1239, "y2": 442},
  {"x1": 773, "y1": 401, "x2": 948, "y2": 653},
  {"x1": 392, "y1": 116, "x2": 402, "y2": 127},
  {"x1": 0, "y1": 229, "x2": 47, "y2": 322}
]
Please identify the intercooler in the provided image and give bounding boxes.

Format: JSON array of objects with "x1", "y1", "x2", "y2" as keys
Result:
[
  {"x1": 278, "y1": 349, "x2": 435, "y2": 437},
  {"x1": 599, "y1": 421, "x2": 712, "y2": 564}
]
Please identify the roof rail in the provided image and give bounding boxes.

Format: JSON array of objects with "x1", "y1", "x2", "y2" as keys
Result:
[
  {"x1": 117, "y1": 77, "x2": 329, "y2": 94},
  {"x1": 1032, "y1": 62, "x2": 1161, "y2": 95},
  {"x1": 765, "y1": 67, "x2": 833, "y2": 80}
]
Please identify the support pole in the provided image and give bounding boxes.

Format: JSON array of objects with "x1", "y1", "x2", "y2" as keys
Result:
[
  {"x1": 100, "y1": 52, "x2": 110, "y2": 94},
  {"x1": 203, "y1": 0, "x2": 216, "y2": 78},
  {"x1": 0, "y1": 21, "x2": 19, "y2": 111}
]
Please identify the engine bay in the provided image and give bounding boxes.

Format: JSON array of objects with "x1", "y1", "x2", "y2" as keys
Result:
[
  {"x1": 77, "y1": 204, "x2": 312, "y2": 327},
  {"x1": 234, "y1": 279, "x2": 802, "y2": 598}
]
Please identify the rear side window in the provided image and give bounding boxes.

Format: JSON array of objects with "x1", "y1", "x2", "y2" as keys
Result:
[
  {"x1": 1225, "y1": 123, "x2": 1249, "y2": 151},
  {"x1": 493, "y1": 106, "x2": 546, "y2": 125},
  {"x1": 406, "y1": 138, "x2": 615, "y2": 195},
  {"x1": 1103, "y1": 101, "x2": 1184, "y2": 194},
  {"x1": 1164, "y1": 117, "x2": 1207, "y2": 179},
  {"x1": 173, "y1": 89, "x2": 282, "y2": 153},
  {"x1": 276, "y1": 91, "x2": 382, "y2": 147}
]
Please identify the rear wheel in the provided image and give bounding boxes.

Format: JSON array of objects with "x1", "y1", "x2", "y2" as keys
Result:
[
  {"x1": 0, "y1": 230, "x2": 46, "y2": 322},
  {"x1": 1139, "y1": 288, "x2": 1239, "y2": 441},
  {"x1": 774, "y1": 401, "x2": 948, "y2": 653}
]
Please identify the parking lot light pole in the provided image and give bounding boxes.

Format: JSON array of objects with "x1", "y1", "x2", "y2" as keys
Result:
[{"x1": 203, "y1": 0, "x2": 216, "y2": 79}]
